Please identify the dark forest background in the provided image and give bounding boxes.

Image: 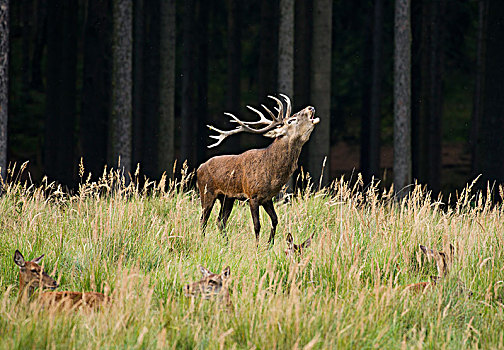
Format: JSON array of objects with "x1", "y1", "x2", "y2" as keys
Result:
[{"x1": 3, "y1": 0, "x2": 504, "y2": 196}]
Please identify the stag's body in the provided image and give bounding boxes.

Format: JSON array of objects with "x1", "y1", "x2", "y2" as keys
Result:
[
  {"x1": 198, "y1": 95, "x2": 319, "y2": 244},
  {"x1": 14, "y1": 250, "x2": 109, "y2": 310}
]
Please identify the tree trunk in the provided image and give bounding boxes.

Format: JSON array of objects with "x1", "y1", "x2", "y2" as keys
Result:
[
  {"x1": 195, "y1": 0, "x2": 208, "y2": 166},
  {"x1": 132, "y1": 0, "x2": 144, "y2": 169},
  {"x1": 278, "y1": 0, "x2": 294, "y2": 98},
  {"x1": 309, "y1": 0, "x2": 332, "y2": 188},
  {"x1": 158, "y1": 0, "x2": 175, "y2": 176},
  {"x1": 393, "y1": 0, "x2": 412, "y2": 199},
  {"x1": 293, "y1": 0, "x2": 312, "y2": 189},
  {"x1": 427, "y1": 0, "x2": 444, "y2": 193},
  {"x1": 0, "y1": 0, "x2": 8, "y2": 179},
  {"x1": 180, "y1": 0, "x2": 196, "y2": 167},
  {"x1": 258, "y1": 0, "x2": 277, "y2": 101},
  {"x1": 110, "y1": 0, "x2": 133, "y2": 174},
  {"x1": 141, "y1": 0, "x2": 160, "y2": 178},
  {"x1": 81, "y1": 0, "x2": 110, "y2": 178},
  {"x1": 414, "y1": 0, "x2": 430, "y2": 184},
  {"x1": 223, "y1": 0, "x2": 241, "y2": 154},
  {"x1": 470, "y1": 0, "x2": 488, "y2": 175},
  {"x1": 44, "y1": 1, "x2": 77, "y2": 186},
  {"x1": 278, "y1": 0, "x2": 294, "y2": 189},
  {"x1": 361, "y1": 0, "x2": 383, "y2": 182},
  {"x1": 478, "y1": 0, "x2": 504, "y2": 182}
]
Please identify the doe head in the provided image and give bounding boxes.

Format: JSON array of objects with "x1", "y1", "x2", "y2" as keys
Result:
[
  {"x1": 420, "y1": 244, "x2": 454, "y2": 277},
  {"x1": 285, "y1": 232, "x2": 313, "y2": 258},
  {"x1": 184, "y1": 265, "x2": 231, "y2": 300},
  {"x1": 14, "y1": 250, "x2": 59, "y2": 291}
]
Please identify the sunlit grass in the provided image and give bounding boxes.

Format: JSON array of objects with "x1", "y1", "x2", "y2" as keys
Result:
[{"x1": 0, "y1": 163, "x2": 503, "y2": 348}]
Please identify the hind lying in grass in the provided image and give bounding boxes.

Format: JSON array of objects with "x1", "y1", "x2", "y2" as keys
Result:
[
  {"x1": 14, "y1": 250, "x2": 110, "y2": 310},
  {"x1": 184, "y1": 265, "x2": 233, "y2": 311}
]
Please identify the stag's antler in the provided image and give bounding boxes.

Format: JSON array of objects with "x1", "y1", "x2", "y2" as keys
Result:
[{"x1": 207, "y1": 95, "x2": 292, "y2": 148}]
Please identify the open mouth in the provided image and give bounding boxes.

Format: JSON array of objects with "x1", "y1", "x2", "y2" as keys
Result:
[
  {"x1": 308, "y1": 108, "x2": 320, "y2": 124},
  {"x1": 311, "y1": 115, "x2": 320, "y2": 124}
]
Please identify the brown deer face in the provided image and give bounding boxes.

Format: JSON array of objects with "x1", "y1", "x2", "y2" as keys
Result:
[
  {"x1": 285, "y1": 232, "x2": 313, "y2": 258},
  {"x1": 14, "y1": 250, "x2": 59, "y2": 291},
  {"x1": 184, "y1": 266, "x2": 231, "y2": 300},
  {"x1": 420, "y1": 244, "x2": 454, "y2": 277},
  {"x1": 266, "y1": 106, "x2": 319, "y2": 143}
]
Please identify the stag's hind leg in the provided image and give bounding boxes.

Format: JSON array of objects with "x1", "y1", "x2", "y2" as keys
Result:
[
  {"x1": 217, "y1": 196, "x2": 235, "y2": 231},
  {"x1": 262, "y1": 200, "x2": 278, "y2": 245}
]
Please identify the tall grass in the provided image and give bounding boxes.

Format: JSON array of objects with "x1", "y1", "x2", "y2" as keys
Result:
[{"x1": 0, "y1": 163, "x2": 503, "y2": 349}]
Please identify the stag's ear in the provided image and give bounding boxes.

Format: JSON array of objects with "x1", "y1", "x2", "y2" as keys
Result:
[
  {"x1": 222, "y1": 266, "x2": 231, "y2": 279},
  {"x1": 14, "y1": 250, "x2": 26, "y2": 267},
  {"x1": 31, "y1": 254, "x2": 45, "y2": 264},
  {"x1": 199, "y1": 265, "x2": 212, "y2": 278},
  {"x1": 264, "y1": 126, "x2": 287, "y2": 138}
]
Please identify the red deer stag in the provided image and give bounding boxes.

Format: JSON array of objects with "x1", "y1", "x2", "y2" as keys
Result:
[
  {"x1": 197, "y1": 94, "x2": 319, "y2": 245},
  {"x1": 14, "y1": 250, "x2": 110, "y2": 309}
]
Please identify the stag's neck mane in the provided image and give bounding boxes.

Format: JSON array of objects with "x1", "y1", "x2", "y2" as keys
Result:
[{"x1": 262, "y1": 135, "x2": 304, "y2": 176}]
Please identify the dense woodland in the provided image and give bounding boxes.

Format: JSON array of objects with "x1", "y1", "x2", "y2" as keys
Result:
[{"x1": 1, "y1": 0, "x2": 504, "y2": 196}]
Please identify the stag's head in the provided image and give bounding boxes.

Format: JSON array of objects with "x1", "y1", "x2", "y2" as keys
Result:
[
  {"x1": 14, "y1": 250, "x2": 59, "y2": 293},
  {"x1": 207, "y1": 94, "x2": 319, "y2": 148},
  {"x1": 184, "y1": 265, "x2": 231, "y2": 300}
]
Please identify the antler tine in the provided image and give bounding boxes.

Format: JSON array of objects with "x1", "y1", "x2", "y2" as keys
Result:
[
  {"x1": 279, "y1": 93, "x2": 291, "y2": 118},
  {"x1": 261, "y1": 104, "x2": 277, "y2": 121},
  {"x1": 267, "y1": 95, "x2": 285, "y2": 121},
  {"x1": 228, "y1": 106, "x2": 271, "y2": 125},
  {"x1": 207, "y1": 124, "x2": 239, "y2": 148}
]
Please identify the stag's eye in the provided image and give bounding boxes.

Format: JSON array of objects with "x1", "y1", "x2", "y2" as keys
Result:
[{"x1": 287, "y1": 118, "x2": 296, "y2": 125}]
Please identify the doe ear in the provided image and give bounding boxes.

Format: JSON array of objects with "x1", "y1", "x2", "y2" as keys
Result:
[
  {"x1": 222, "y1": 266, "x2": 231, "y2": 279},
  {"x1": 14, "y1": 250, "x2": 26, "y2": 267},
  {"x1": 286, "y1": 232, "x2": 294, "y2": 246},
  {"x1": 31, "y1": 254, "x2": 45, "y2": 265},
  {"x1": 419, "y1": 245, "x2": 429, "y2": 256},
  {"x1": 301, "y1": 236, "x2": 312, "y2": 249},
  {"x1": 199, "y1": 265, "x2": 212, "y2": 278}
]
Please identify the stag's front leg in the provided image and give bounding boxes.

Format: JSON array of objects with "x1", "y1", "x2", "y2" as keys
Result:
[
  {"x1": 249, "y1": 199, "x2": 261, "y2": 245},
  {"x1": 262, "y1": 200, "x2": 278, "y2": 245},
  {"x1": 200, "y1": 195, "x2": 216, "y2": 236}
]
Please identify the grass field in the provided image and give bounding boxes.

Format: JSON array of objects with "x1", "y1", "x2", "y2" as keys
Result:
[{"x1": 0, "y1": 163, "x2": 503, "y2": 349}]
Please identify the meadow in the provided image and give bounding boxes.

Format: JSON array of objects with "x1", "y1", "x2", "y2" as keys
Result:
[{"x1": 0, "y1": 162, "x2": 503, "y2": 349}]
